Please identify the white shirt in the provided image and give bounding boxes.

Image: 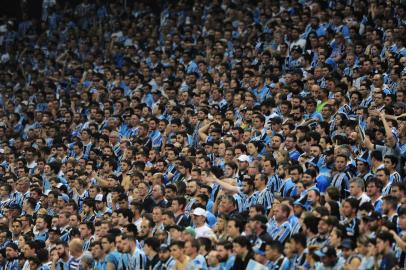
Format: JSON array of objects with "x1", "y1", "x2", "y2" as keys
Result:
[{"x1": 195, "y1": 223, "x2": 216, "y2": 239}]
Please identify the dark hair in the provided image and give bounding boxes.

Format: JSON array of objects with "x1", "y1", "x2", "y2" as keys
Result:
[
  {"x1": 144, "y1": 237, "x2": 160, "y2": 252},
  {"x1": 118, "y1": 208, "x2": 134, "y2": 223},
  {"x1": 90, "y1": 240, "x2": 102, "y2": 249},
  {"x1": 382, "y1": 195, "x2": 398, "y2": 209},
  {"x1": 344, "y1": 197, "x2": 359, "y2": 210},
  {"x1": 171, "y1": 196, "x2": 186, "y2": 210},
  {"x1": 186, "y1": 239, "x2": 200, "y2": 251},
  {"x1": 198, "y1": 237, "x2": 212, "y2": 253},
  {"x1": 370, "y1": 150, "x2": 383, "y2": 162},
  {"x1": 326, "y1": 201, "x2": 341, "y2": 220},
  {"x1": 384, "y1": 154, "x2": 398, "y2": 166},
  {"x1": 326, "y1": 187, "x2": 340, "y2": 201},
  {"x1": 376, "y1": 167, "x2": 390, "y2": 176},
  {"x1": 249, "y1": 204, "x2": 265, "y2": 215},
  {"x1": 366, "y1": 177, "x2": 383, "y2": 191},
  {"x1": 291, "y1": 233, "x2": 306, "y2": 247},
  {"x1": 266, "y1": 240, "x2": 284, "y2": 254},
  {"x1": 169, "y1": 240, "x2": 185, "y2": 249},
  {"x1": 217, "y1": 240, "x2": 233, "y2": 250},
  {"x1": 303, "y1": 215, "x2": 320, "y2": 234},
  {"x1": 376, "y1": 231, "x2": 394, "y2": 245},
  {"x1": 80, "y1": 222, "x2": 95, "y2": 234},
  {"x1": 233, "y1": 236, "x2": 251, "y2": 249}
]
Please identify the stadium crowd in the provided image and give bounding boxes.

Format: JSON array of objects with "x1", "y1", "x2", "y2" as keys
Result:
[{"x1": 1, "y1": 0, "x2": 406, "y2": 269}]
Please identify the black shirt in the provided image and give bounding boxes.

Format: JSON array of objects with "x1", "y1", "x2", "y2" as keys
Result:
[
  {"x1": 146, "y1": 254, "x2": 159, "y2": 270},
  {"x1": 231, "y1": 252, "x2": 254, "y2": 270}
]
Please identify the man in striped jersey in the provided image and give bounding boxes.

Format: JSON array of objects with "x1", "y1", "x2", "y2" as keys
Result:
[
  {"x1": 330, "y1": 154, "x2": 352, "y2": 199},
  {"x1": 267, "y1": 204, "x2": 292, "y2": 243},
  {"x1": 384, "y1": 155, "x2": 402, "y2": 184},
  {"x1": 340, "y1": 198, "x2": 360, "y2": 242},
  {"x1": 0, "y1": 184, "x2": 13, "y2": 214},
  {"x1": 377, "y1": 168, "x2": 393, "y2": 196},
  {"x1": 208, "y1": 174, "x2": 256, "y2": 213},
  {"x1": 79, "y1": 222, "x2": 94, "y2": 252},
  {"x1": 393, "y1": 207, "x2": 406, "y2": 269},
  {"x1": 80, "y1": 129, "x2": 93, "y2": 160},
  {"x1": 122, "y1": 233, "x2": 147, "y2": 270},
  {"x1": 277, "y1": 164, "x2": 297, "y2": 198},
  {"x1": 263, "y1": 158, "x2": 281, "y2": 194},
  {"x1": 253, "y1": 174, "x2": 274, "y2": 211},
  {"x1": 90, "y1": 240, "x2": 107, "y2": 270},
  {"x1": 67, "y1": 238, "x2": 84, "y2": 270},
  {"x1": 154, "y1": 244, "x2": 176, "y2": 270},
  {"x1": 250, "y1": 215, "x2": 272, "y2": 251}
]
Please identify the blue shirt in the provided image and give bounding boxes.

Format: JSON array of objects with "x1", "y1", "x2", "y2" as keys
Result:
[
  {"x1": 254, "y1": 187, "x2": 274, "y2": 210},
  {"x1": 315, "y1": 175, "x2": 330, "y2": 193},
  {"x1": 267, "y1": 175, "x2": 282, "y2": 193},
  {"x1": 267, "y1": 219, "x2": 292, "y2": 243},
  {"x1": 3, "y1": 259, "x2": 20, "y2": 270},
  {"x1": 35, "y1": 231, "x2": 48, "y2": 242},
  {"x1": 122, "y1": 249, "x2": 147, "y2": 270},
  {"x1": 252, "y1": 85, "x2": 270, "y2": 103},
  {"x1": 94, "y1": 259, "x2": 107, "y2": 270},
  {"x1": 220, "y1": 255, "x2": 235, "y2": 270},
  {"x1": 279, "y1": 178, "x2": 297, "y2": 198},
  {"x1": 106, "y1": 251, "x2": 123, "y2": 270},
  {"x1": 67, "y1": 257, "x2": 82, "y2": 270},
  {"x1": 186, "y1": 254, "x2": 207, "y2": 270},
  {"x1": 148, "y1": 130, "x2": 163, "y2": 149},
  {"x1": 288, "y1": 150, "x2": 301, "y2": 161}
]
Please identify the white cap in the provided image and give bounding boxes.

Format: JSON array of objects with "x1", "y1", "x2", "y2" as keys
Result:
[
  {"x1": 95, "y1": 194, "x2": 104, "y2": 202},
  {"x1": 56, "y1": 183, "x2": 64, "y2": 188},
  {"x1": 192, "y1": 207, "x2": 207, "y2": 217},
  {"x1": 237, "y1": 154, "x2": 251, "y2": 163}
]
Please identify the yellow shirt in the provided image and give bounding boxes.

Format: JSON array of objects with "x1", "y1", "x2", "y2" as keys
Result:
[{"x1": 175, "y1": 255, "x2": 190, "y2": 270}]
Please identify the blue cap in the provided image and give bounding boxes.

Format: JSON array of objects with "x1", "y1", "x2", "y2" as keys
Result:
[{"x1": 356, "y1": 151, "x2": 369, "y2": 164}]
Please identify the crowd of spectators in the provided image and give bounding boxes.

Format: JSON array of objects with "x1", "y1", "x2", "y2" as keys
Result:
[{"x1": 2, "y1": 0, "x2": 406, "y2": 269}]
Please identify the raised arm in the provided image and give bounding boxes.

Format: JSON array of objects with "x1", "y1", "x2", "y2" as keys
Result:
[
  {"x1": 380, "y1": 112, "x2": 396, "y2": 148},
  {"x1": 198, "y1": 121, "x2": 212, "y2": 142},
  {"x1": 205, "y1": 174, "x2": 239, "y2": 194}
]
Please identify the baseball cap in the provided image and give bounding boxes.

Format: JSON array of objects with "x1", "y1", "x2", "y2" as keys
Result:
[
  {"x1": 315, "y1": 246, "x2": 336, "y2": 257},
  {"x1": 159, "y1": 244, "x2": 169, "y2": 252},
  {"x1": 253, "y1": 243, "x2": 266, "y2": 256},
  {"x1": 95, "y1": 194, "x2": 104, "y2": 202},
  {"x1": 6, "y1": 242, "x2": 18, "y2": 251},
  {"x1": 56, "y1": 183, "x2": 65, "y2": 189},
  {"x1": 394, "y1": 102, "x2": 405, "y2": 109},
  {"x1": 151, "y1": 89, "x2": 161, "y2": 95},
  {"x1": 269, "y1": 117, "x2": 282, "y2": 124},
  {"x1": 167, "y1": 225, "x2": 184, "y2": 231},
  {"x1": 291, "y1": 45, "x2": 303, "y2": 54},
  {"x1": 192, "y1": 207, "x2": 207, "y2": 217},
  {"x1": 362, "y1": 211, "x2": 382, "y2": 222},
  {"x1": 237, "y1": 154, "x2": 251, "y2": 163},
  {"x1": 183, "y1": 227, "x2": 196, "y2": 237},
  {"x1": 340, "y1": 239, "x2": 353, "y2": 249},
  {"x1": 57, "y1": 194, "x2": 69, "y2": 203},
  {"x1": 49, "y1": 226, "x2": 61, "y2": 235}
]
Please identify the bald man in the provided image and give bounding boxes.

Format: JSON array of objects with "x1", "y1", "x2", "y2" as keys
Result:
[{"x1": 68, "y1": 238, "x2": 84, "y2": 270}]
